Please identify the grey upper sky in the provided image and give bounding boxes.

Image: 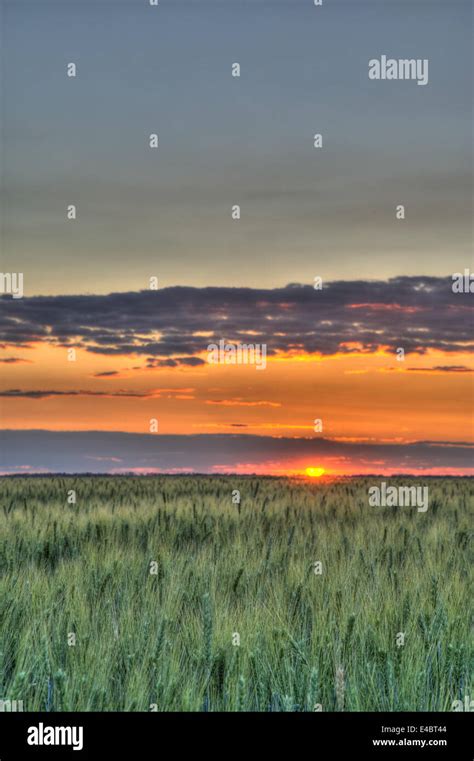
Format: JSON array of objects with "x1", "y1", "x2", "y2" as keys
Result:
[{"x1": 2, "y1": 0, "x2": 472, "y2": 294}]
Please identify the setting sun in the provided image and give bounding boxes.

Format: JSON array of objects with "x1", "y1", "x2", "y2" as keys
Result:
[{"x1": 305, "y1": 467, "x2": 325, "y2": 478}]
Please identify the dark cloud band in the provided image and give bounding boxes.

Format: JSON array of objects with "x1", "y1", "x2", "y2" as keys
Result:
[
  {"x1": 0, "y1": 430, "x2": 472, "y2": 474},
  {"x1": 0, "y1": 277, "x2": 472, "y2": 360}
]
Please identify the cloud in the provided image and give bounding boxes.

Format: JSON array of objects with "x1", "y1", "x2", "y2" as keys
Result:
[
  {"x1": 205, "y1": 399, "x2": 281, "y2": 407},
  {"x1": 0, "y1": 277, "x2": 472, "y2": 362},
  {"x1": 85, "y1": 455, "x2": 123, "y2": 463},
  {"x1": 0, "y1": 357, "x2": 31, "y2": 364},
  {"x1": 1, "y1": 430, "x2": 472, "y2": 475},
  {"x1": 0, "y1": 387, "x2": 194, "y2": 400},
  {"x1": 406, "y1": 365, "x2": 474, "y2": 373},
  {"x1": 93, "y1": 371, "x2": 120, "y2": 377},
  {"x1": 145, "y1": 357, "x2": 206, "y2": 368},
  {"x1": 0, "y1": 389, "x2": 149, "y2": 399}
]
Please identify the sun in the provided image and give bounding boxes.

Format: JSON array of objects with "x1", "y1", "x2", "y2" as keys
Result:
[{"x1": 305, "y1": 466, "x2": 325, "y2": 478}]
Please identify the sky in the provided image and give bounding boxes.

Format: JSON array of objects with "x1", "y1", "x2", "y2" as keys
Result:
[{"x1": 0, "y1": 0, "x2": 472, "y2": 475}]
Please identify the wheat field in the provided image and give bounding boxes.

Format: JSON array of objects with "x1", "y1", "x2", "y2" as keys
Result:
[{"x1": 0, "y1": 476, "x2": 471, "y2": 711}]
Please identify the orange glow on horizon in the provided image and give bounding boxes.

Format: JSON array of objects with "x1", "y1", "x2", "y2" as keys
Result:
[{"x1": 1, "y1": 343, "x2": 473, "y2": 466}]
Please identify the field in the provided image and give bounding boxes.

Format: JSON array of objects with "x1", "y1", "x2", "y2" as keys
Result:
[{"x1": 0, "y1": 476, "x2": 471, "y2": 712}]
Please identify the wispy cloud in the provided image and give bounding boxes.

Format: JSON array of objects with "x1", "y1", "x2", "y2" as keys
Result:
[
  {"x1": 0, "y1": 388, "x2": 194, "y2": 400},
  {"x1": 205, "y1": 399, "x2": 281, "y2": 407},
  {"x1": 0, "y1": 357, "x2": 32, "y2": 364},
  {"x1": 407, "y1": 365, "x2": 474, "y2": 374}
]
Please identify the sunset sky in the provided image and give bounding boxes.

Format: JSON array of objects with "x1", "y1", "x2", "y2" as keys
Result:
[{"x1": 1, "y1": 0, "x2": 472, "y2": 475}]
